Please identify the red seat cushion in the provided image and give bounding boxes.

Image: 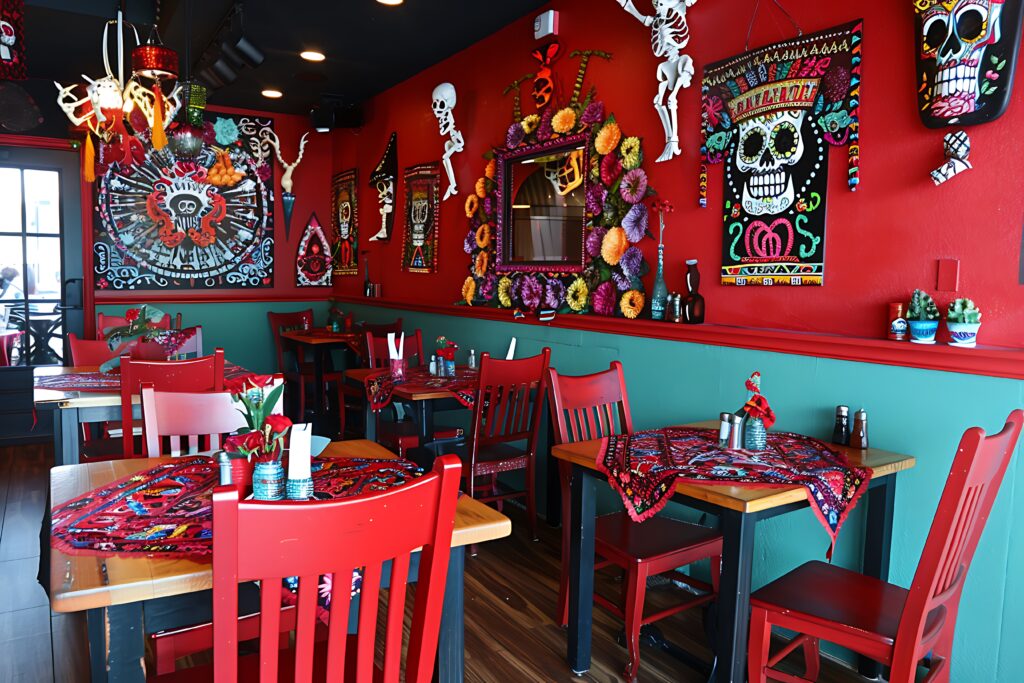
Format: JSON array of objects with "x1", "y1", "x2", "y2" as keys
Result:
[
  {"x1": 595, "y1": 513, "x2": 722, "y2": 563},
  {"x1": 470, "y1": 442, "x2": 528, "y2": 476}
]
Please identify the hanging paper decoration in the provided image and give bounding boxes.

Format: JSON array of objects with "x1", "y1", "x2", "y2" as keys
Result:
[
  {"x1": 0, "y1": 0, "x2": 26, "y2": 81},
  {"x1": 93, "y1": 116, "x2": 273, "y2": 292},
  {"x1": 295, "y1": 213, "x2": 333, "y2": 287},
  {"x1": 915, "y1": 0, "x2": 1024, "y2": 128},
  {"x1": 331, "y1": 169, "x2": 359, "y2": 276},
  {"x1": 266, "y1": 131, "x2": 308, "y2": 241},
  {"x1": 700, "y1": 20, "x2": 863, "y2": 287},
  {"x1": 617, "y1": 0, "x2": 698, "y2": 162},
  {"x1": 401, "y1": 163, "x2": 441, "y2": 274},
  {"x1": 369, "y1": 132, "x2": 398, "y2": 242},
  {"x1": 530, "y1": 41, "x2": 561, "y2": 110},
  {"x1": 431, "y1": 83, "x2": 465, "y2": 201}
]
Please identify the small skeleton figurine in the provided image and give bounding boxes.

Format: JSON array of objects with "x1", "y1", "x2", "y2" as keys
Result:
[
  {"x1": 409, "y1": 197, "x2": 430, "y2": 268},
  {"x1": 931, "y1": 130, "x2": 972, "y2": 186},
  {"x1": 369, "y1": 132, "x2": 398, "y2": 242},
  {"x1": 431, "y1": 83, "x2": 464, "y2": 201},
  {"x1": 617, "y1": 0, "x2": 699, "y2": 163},
  {"x1": 266, "y1": 131, "x2": 309, "y2": 194}
]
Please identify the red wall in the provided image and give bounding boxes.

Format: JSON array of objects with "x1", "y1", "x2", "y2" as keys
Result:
[{"x1": 333, "y1": 0, "x2": 1024, "y2": 348}]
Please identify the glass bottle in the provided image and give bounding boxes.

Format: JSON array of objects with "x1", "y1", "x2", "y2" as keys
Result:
[
  {"x1": 468, "y1": 349, "x2": 477, "y2": 370},
  {"x1": 832, "y1": 406, "x2": 850, "y2": 445},
  {"x1": 650, "y1": 244, "x2": 669, "y2": 321},
  {"x1": 682, "y1": 259, "x2": 705, "y2": 324}
]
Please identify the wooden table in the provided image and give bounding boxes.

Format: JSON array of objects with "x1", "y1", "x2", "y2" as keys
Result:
[
  {"x1": 280, "y1": 329, "x2": 363, "y2": 434},
  {"x1": 552, "y1": 421, "x2": 916, "y2": 683},
  {"x1": 48, "y1": 439, "x2": 511, "y2": 682}
]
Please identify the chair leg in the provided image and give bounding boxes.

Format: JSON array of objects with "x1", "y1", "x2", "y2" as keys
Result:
[
  {"x1": 526, "y1": 458, "x2": 537, "y2": 541},
  {"x1": 711, "y1": 554, "x2": 721, "y2": 594},
  {"x1": 297, "y1": 378, "x2": 307, "y2": 423},
  {"x1": 334, "y1": 382, "x2": 346, "y2": 438},
  {"x1": 557, "y1": 460, "x2": 570, "y2": 627},
  {"x1": 803, "y1": 636, "x2": 820, "y2": 680},
  {"x1": 748, "y1": 606, "x2": 771, "y2": 683},
  {"x1": 927, "y1": 625, "x2": 955, "y2": 683},
  {"x1": 622, "y1": 562, "x2": 649, "y2": 683}
]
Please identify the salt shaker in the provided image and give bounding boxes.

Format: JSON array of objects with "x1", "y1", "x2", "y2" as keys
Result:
[
  {"x1": 216, "y1": 451, "x2": 233, "y2": 486},
  {"x1": 468, "y1": 349, "x2": 477, "y2": 370},
  {"x1": 850, "y1": 409, "x2": 869, "y2": 449},
  {"x1": 727, "y1": 414, "x2": 744, "y2": 449},
  {"x1": 718, "y1": 412, "x2": 732, "y2": 447},
  {"x1": 832, "y1": 405, "x2": 850, "y2": 445},
  {"x1": 429, "y1": 355, "x2": 437, "y2": 376}
]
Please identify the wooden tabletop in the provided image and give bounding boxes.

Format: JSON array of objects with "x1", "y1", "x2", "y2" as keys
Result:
[
  {"x1": 551, "y1": 420, "x2": 916, "y2": 514},
  {"x1": 280, "y1": 329, "x2": 363, "y2": 346},
  {"x1": 345, "y1": 367, "x2": 482, "y2": 402},
  {"x1": 32, "y1": 364, "x2": 130, "y2": 409},
  {"x1": 49, "y1": 439, "x2": 511, "y2": 613}
]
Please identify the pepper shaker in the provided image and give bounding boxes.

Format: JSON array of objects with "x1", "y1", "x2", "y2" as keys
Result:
[
  {"x1": 850, "y1": 409, "x2": 869, "y2": 449},
  {"x1": 718, "y1": 412, "x2": 733, "y2": 448},
  {"x1": 832, "y1": 405, "x2": 850, "y2": 446},
  {"x1": 727, "y1": 414, "x2": 744, "y2": 449}
]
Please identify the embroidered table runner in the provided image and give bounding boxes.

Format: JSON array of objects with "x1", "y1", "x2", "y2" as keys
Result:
[
  {"x1": 599, "y1": 427, "x2": 871, "y2": 553},
  {"x1": 35, "y1": 362, "x2": 254, "y2": 394},
  {"x1": 364, "y1": 366, "x2": 479, "y2": 412}
]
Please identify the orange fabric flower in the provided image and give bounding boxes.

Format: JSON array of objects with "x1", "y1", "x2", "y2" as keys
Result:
[
  {"x1": 484, "y1": 158, "x2": 497, "y2": 179},
  {"x1": 462, "y1": 276, "x2": 476, "y2": 306},
  {"x1": 474, "y1": 251, "x2": 489, "y2": 277},
  {"x1": 465, "y1": 194, "x2": 479, "y2": 218},
  {"x1": 475, "y1": 223, "x2": 492, "y2": 249},
  {"x1": 552, "y1": 107, "x2": 577, "y2": 134},
  {"x1": 475, "y1": 177, "x2": 488, "y2": 198},
  {"x1": 620, "y1": 289, "x2": 645, "y2": 319},
  {"x1": 600, "y1": 227, "x2": 628, "y2": 266},
  {"x1": 595, "y1": 121, "x2": 622, "y2": 156}
]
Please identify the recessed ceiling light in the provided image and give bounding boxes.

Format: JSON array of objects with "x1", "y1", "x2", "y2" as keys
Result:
[
  {"x1": 300, "y1": 50, "x2": 325, "y2": 62},
  {"x1": 377, "y1": 0, "x2": 403, "y2": 5},
  {"x1": 261, "y1": 89, "x2": 283, "y2": 99}
]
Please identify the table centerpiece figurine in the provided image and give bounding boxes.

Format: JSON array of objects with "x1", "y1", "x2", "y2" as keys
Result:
[
  {"x1": 741, "y1": 371, "x2": 775, "y2": 451},
  {"x1": 224, "y1": 374, "x2": 292, "y2": 500},
  {"x1": 907, "y1": 289, "x2": 940, "y2": 344},
  {"x1": 946, "y1": 297, "x2": 982, "y2": 348}
]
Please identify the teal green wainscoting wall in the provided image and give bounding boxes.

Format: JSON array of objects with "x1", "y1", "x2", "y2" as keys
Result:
[
  {"x1": 96, "y1": 301, "x2": 331, "y2": 374},
  {"x1": 344, "y1": 302, "x2": 1023, "y2": 681}
]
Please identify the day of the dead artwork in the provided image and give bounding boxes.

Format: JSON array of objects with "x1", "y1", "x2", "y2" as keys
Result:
[
  {"x1": 915, "y1": 0, "x2": 1024, "y2": 128},
  {"x1": 700, "y1": 20, "x2": 862, "y2": 287},
  {"x1": 94, "y1": 112, "x2": 275, "y2": 291},
  {"x1": 332, "y1": 169, "x2": 358, "y2": 276},
  {"x1": 295, "y1": 213, "x2": 332, "y2": 287},
  {"x1": 401, "y1": 162, "x2": 441, "y2": 274}
]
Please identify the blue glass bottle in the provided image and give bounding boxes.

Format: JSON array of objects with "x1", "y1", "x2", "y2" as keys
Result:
[{"x1": 650, "y1": 244, "x2": 668, "y2": 320}]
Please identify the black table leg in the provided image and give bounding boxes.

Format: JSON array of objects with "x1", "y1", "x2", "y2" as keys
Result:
[
  {"x1": 859, "y1": 475, "x2": 896, "y2": 679},
  {"x1": 436, "y1": 546, "x2": 465, "y2": 683},
  {"x1": 87, "y1": 602, "x2": 145, "y2": 682},
  {"x1": 566, "y1": 465, "x2": 596, "y2": 675},
  {"x1": 363, "y1": 390, "x2": 377, "y2": 443},
  {"x1": 711, "y1": 509, "x2": 757, "y2": 683},
  {"x1": 417, "y1": 399, "x2": 436, "y2": 444},
  {"x1": 54, "y1": 406, "x2": 80, "y2": 466},
  {"x1": 312, "y1": 345, "x2": 326, "y2": 434}
]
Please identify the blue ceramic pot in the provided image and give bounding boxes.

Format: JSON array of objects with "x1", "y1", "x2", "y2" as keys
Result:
[
  {"x1": 908, "y1": 319, "x2": 939, "y2": 344},
  {"x1": 744, "y1": 417, "x2": 768, "y2": 451},
  {"x1": 947, "y1": 322, "x2": 981, "y2": 348},
  {"x1": 253, "y1": 461, "x2": 285, "y2": 500}
]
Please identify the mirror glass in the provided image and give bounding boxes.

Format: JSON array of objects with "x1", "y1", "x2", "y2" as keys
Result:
[{"x1": 503, "y1": 143, "x2": 586, "y2": 270}]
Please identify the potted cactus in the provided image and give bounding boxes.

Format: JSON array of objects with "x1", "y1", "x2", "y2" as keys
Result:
[
  {"x1": 946, "y1": 298, "x2": 982, "y2": 348},
  {"x1": 907, "y1": 289, "x2": 940, "y2": 344}
]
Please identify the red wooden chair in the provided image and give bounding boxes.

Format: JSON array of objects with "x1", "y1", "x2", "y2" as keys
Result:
[
  {"x1": 268, "y1": 310, "x2": 348, "y2": 425},
  {"x1": 360, "y1": 317, "x2": 404, "y2": 337},
  {"x1": 68, "y1": 332, "x2": 118, "y2": 366},
  {"x1": 748, "y1": 410, "x2": 1024, "y2": 683},
  {"x1": 364, "y1": 328, "x2": 424, "y2": 369},
  {"x1": 149, "y1": 454, "x2": 462, "y2": 683},
  {"x1": 361, "y1": 329, "x2": 423, "y2": 455},
  {"x1": 96, "y1": 311, "x2": 172, "y2": 339},
  {"x1": 548, "y1": 362, "x2": 723, "y2": 682}
]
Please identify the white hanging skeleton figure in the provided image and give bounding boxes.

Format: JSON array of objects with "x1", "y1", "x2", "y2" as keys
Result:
[
  {"x1": 371, "y1": 179, "x2": 394, "y2": 241},
  {"x1": 431, "y1": 83, "x2": 464, "y2": 201},
  {"x1": 616, "y1": 0, "x2": 698, "y2": 162},
  {"x1": 265, "y1": 131, "x2": 309, "y2": 194}
]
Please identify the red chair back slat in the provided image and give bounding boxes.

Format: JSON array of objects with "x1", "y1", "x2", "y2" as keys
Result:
[
  {"x1": 471, "y1": 349, "x2": 550, "y2": 448},
  {"x1": 894, "y1": 410, "x2": 1023, "y2": 671},
  {"x1": 364, "y1": 329, "x2": 424, "y2": 369},
  {"x1": 211, "y1": 454, "x2": 462, "y2": 683},
  {"x1": 96, "y1": 311, "x2": 171, "y2": 340},
  {"x1": 547, "y1": 361, "x2": 633, "y2": 445},
  {"x1": 267, "y1": 309, "x2": 314, "y2": 373},
  {"x1": 119, "y1": 349, "x2": 226, "y2": 458},
  {"x1": 68, "y1": 333, "x2": 118, "y2": 366},
  {"x1": 360, "y1": 318, "x2": 404, "y2": 336}
]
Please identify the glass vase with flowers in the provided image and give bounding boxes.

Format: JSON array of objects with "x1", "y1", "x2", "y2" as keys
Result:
[
  {"x1": 435, "y1": 336, "x2": 458, "y2": 377},
  {"x1": 741, "y1": 372, "x2": 775, "y2": 451},
  {"x1": 223, "y1": 375, "x2": 292, "y2": 500}
]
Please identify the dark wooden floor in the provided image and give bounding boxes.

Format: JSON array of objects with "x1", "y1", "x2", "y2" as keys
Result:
[{"x1": 1, "y1": 442, "x2": 869, "y2": 682}]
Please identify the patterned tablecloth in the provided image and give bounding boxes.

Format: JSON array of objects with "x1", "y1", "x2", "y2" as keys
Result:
[
  {"x1": 364, "y1": 365, "x2": 479, "y2": 412},
  {"x1": 599, "y1": 427, "x2": 872, "y2": 555},
  {"x1": 35, "y1": 362, "x2": 253, "y2": 393}
]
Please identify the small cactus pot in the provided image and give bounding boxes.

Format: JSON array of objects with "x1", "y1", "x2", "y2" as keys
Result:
[
  {"x1": 908, "y1": 320, "x2": 939, "y2": 344},
  {"x1": 947, "y1": 321, "x2": 981, "y2": 348}
]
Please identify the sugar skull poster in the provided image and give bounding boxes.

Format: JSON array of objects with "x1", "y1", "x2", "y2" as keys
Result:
[
  {"x1": 915, "y1": 0, "x2": 1024, "y2": 127},
  {"x1": 401, "y1": 163, "x2": 440, "y2": 274},
  {"x1": 331, "y1": 169, "x2": 358, "y2": 276},
  {"x1": 700, "y1": 20, "x2": 862, "y2": 286},
  {"x1": 295, "y1": 213, "x2": 332, "y2": 287}
]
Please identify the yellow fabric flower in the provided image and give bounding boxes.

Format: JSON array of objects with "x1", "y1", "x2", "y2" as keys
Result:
[
  {"x1": 475, "y1": 223, "x2": 492, "y2": 249},
  {"x1": 474, "y1": 251, "x2": 489, "y2": 277},
  {"x1": 620, "y1": 136, "x2": 641, "y2": 170},
  {"x1": 484, "y1": 158, "x2": 497, "y2": 179},
  {"x1": 475, "y1": 177, "x2": 488, "y2": 198},
  {"x1": 497, "y1": 276, "x2": 514, "y2": 308},
  {"x1": 595, "y1": 121, "x2": 622, "y2": 156},
  {"x1": 567, "y1": 278, "x2": 589, "y2": 311},
  {"x1": 465, "y1": 195, "x2": 479, "y2": 218},
  {"x1": 620, "y1": 290, "x2": 645, "y2": 319},
  {"x1": 552, "y1": 107, "x2": 577, "y2": 134},
  {"x1": 462, "y1": 277, "x2": 476, "y2": 306},
  {"x1": 600, "y1": 227, "x2": 628, "y2": 266},
  {"x1": 521, "y1": 114, "x2": 540, "y2": 135}
]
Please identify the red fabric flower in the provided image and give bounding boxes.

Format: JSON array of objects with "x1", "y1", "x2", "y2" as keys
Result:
[
  {"x1": 124, "y1": 308, "x2": 140, "y2": 323},
  {"x1": 743, "y1": 395, "x2": 776, "y2": 429},
  {"x1": 264, "y1": 414, "x2": 292, "y2": 437},
  {"x1": 225, "y1": 430, "x2": 265, "y2": 454},
  {"x1": 226, "y1": 374, "x2": 275, "y2": 396}
]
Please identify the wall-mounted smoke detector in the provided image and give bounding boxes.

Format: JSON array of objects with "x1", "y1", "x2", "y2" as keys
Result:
[{"x1": 534, "y1": 10, "x2": 559, "y2": 40}]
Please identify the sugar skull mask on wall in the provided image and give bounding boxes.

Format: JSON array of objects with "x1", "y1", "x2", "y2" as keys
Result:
[{"x1": 915, "y1": 0, "x2": 1024, "y2": 127}]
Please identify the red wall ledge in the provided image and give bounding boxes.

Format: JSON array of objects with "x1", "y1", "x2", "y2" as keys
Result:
[
  {"x1": 94, "y1": 294, "x2": 334, "y2": 305},
  {"x1": 334, "y1": 295, "x2": 1024, "y2": 382}
]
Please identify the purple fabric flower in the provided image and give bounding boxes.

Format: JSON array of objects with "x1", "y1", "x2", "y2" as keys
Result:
[
  {"x1": 592, "y1": 281, "x2": 615, "y2": 316},
  {"x1": 544, "y1": 279, "x2": 565, "y2": 309},
  {"x1": 581, "y1": 100, "x2": 605, "y2": 126},
  {"x1": 622, "y1": 203, "x2": 649, "y2": 243},
  {"x1": 586, "y1": 184, "x2": 607, "y2": 215},
  {"x1": 586, "y1": 227, "x2": 607, "y2": 258},
  {"x1": 612, "y1": 272, "x2": 632, "y2": 291},
  {"x1": 470, "y1": 214, "x2": 482, "y2": 230},
  {"x1": 620, "y1": 168, "x2": 649, "y2": 204},
  {"x1": 600, "y1": 153, "x2": 622, "y2": 187},
  {"x1": 619, "y1": 246, "x2": 643, "y2": 278},
  {"x1": 256, "y1": 163, "x2": 272, "y2": 182},
  {"x1": 463, "y1": 230, "x2": 477, "y2": 254},
  {"x1": 520, "y1": 276, "x2": 543, "y2": 310},
  {"x1": 507, "y1": 122, "x2": 526, "y2": 148},
  {"x1": 537, "y1": 109, "x2": 555, "y2": 142},
  {"x1": 483, "y1": 196, "x2": 493, "y2": 217},
  {"x1": 478, "y1": 273, "x2": 497, "y2": 299}
]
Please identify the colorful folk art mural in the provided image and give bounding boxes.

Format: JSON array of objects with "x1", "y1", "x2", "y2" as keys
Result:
[
  {"x1": 401, "y1": 162, "x2": 441, "y2": 274},
  {"x1": 0, "y1": 0, "x2": 27, "y2": 81},
  {"x1": 295, "y1": 213, "x2": 333, "y2": 287},
  {"x1": 331, "y1": 169, "x2": 358, "y2": 276},
  {"x1": 700, "y1": 20, "x2": 862, "y2": 287},
  {"x1": 914, "y1": 0, "x2": 1024, "y2": 127},
  {"x1": 94, "y1": 113, "x2": 275, "y2": 291}
]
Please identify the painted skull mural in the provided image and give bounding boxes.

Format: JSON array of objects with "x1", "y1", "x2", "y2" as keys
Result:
[
  {"x1": 915, "y1": 0, "x2": 1024, "y2": 127},
  {"x1": 700, "y1": 20, "x2": 863, "y2": 287}
]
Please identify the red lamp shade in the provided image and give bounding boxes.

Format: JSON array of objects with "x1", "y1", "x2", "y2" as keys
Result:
[{"x1": 132, "y1": 43, "x2": 178, "y2": 81}]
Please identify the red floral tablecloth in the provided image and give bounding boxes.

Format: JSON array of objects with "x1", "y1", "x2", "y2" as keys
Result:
[
  {"x1": 35, "y1": 362, "x2": 253, "y2": 393},
  {"x1": 599, "y1": 427, "x2": 871, "y2": 555},
  {"x1": 364, "y1": 366, "x2": 479, "y2": 412}
]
